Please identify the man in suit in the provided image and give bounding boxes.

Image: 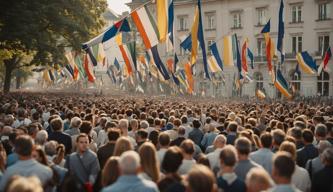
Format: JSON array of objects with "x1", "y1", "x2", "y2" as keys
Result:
[
  {"x1": 296, "y1": 129, "x2": 318, "y2": 168},
  {"x1": 97, "y1": 128, "x2": 120, "y2": 168}
]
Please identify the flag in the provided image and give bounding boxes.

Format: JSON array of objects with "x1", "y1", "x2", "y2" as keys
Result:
[
  {"x1": 157, "y1": 0, "x2": 167, "y2": 42},
  {"x1": 234, "y1": 34, "x2": 243, "y2": 80},
  {"x1": 261, "y1": 20, "x2": 276, "y2": 82},
  {"x1": 65, "y1": 52, "x2": 80, "y2": 80},
  {"x1": 317, "y1": 47, "x2": 332, "y2": 75},
  {"x1": 223, "y1": 35, "x2": 235, "y2": 66},
  {"x1": 84, "y1": 54, "x2": 96, "y2": 83},
  {"x1": 119, "y1": 42, "x2": 136, "y2": 76},
  {"x1": 190, "y1": 6, "x2": 199, "y2": 65},
  {"x1": 114, "y1": 58, "x2": 121, "y2": 71},
  {"x1": 184, "y1": 62, "x2": 194, "y2": 93},
  {"x1": 277, "y1": 0, "x2": 285, "y2": 64},
  {"x1": 274, "y1": 69, "x2": 292, "y2": 99},
  {"x1": 107, "y1": 66, "x2": 117, "y2": 84},
  {"x1": 64, "y1": 64, "x2": 74, "y2": 79},
  {"x1": 209, "y1": 42, "x2": 223, "y2": 71},
  {"x1": 131, "y1": 6, "x2": 159, "y2": 49},
  {"x1": 197, "y1": 0, "x2": 210, "y2": 79},
  {"x1": 43, "y1": 70, "x2": 52, "y2": 82},
  {"x1": 82, "y1": 18, "x2": 130, "y2": 49},
  {"x1": 296, "y1": 51, "x2": 317, "y2": 74},
  {"x1": 241, "y1": 39, "x2": 249, "y2": 75},
  {"x1": 256, "y1": 89, "x2": 266, "y2": 100},
  {"x1": 180, "y1": 34, "x2": 192, "y2": 51},
  {"x1": 295, "y1": 63, "x2": 301, "y2": 77},
  {"x1": 167, "y1": 0, "x2": 175, "y2": 51},
  {"x1": 247, "y1": 48, "x2": 254, "y2": 69},
  {"x1": 97, "y1": 43, "x2": 106, "y2": 66},
  {"x1": 148, "y1": 45, "x2": 170, "y2": 80}
]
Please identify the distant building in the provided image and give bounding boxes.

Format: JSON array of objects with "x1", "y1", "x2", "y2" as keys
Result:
[{"x1": 127, "y1": 0, "x2": 333, "y2": 98}]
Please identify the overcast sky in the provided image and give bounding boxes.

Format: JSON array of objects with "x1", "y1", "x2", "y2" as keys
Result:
[{"x1": 107, "y1": 0, "x2": 132, "y2": 15}]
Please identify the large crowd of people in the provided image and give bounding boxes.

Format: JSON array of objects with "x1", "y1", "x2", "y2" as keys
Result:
[{"x1": 0, "y1": 92, "x2": 332, "y2": 192}]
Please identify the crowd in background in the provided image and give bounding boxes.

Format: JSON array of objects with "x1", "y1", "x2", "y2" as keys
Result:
[{"x1": 0, "y1": 92, "x2": 332, "y2": 192}]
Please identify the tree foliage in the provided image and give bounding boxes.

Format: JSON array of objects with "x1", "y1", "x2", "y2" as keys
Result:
[{"x1": 0, "y1": 0, "x2": 107, "y2": 92}]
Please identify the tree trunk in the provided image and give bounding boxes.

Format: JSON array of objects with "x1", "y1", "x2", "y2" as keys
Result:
[
  {"x1": 16, "y1": 75, "x2": 21, "y2": 89},
  {"x1": 3, "y1": 57, "x2": 17, "y2": 93}
]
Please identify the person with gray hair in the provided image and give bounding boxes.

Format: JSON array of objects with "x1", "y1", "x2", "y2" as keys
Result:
[
  {"x1": 139, "y1": 120, "x2": 149, "y2": 129},
  {"x1": 305, "y1": 140, "x2": 332, "y2": 178},
  {"x1": 35, "y1": 130, "x2": 48, "y2": 146},
  {"x1": 206, "y1": 134, "x2": 226, "y2": 174},
  {"x1": 65, "y1": 117, "x2": 82, "y2": 136},
  {"x1": 119, "y1": 119, "x2": 137, "y2": 148},
  {"x1": 102, "y1": 151, "x2": 158, "y2": 192}
]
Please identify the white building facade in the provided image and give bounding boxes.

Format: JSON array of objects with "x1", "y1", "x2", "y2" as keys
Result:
[{"x1": 128, "y1": 0, "x2": 333, "y2": 98}]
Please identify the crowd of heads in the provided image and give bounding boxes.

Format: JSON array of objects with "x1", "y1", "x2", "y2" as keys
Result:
[{"x1": 0, "y1": 92, "x2": 332, "y2": 192}]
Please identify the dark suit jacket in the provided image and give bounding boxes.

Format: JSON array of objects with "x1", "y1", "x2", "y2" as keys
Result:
[
  {"x1": 170, "y1": 137, "x2": 186, "y2": 146},
  {"x1": 48, "y1": 131, "x2": 72, "y2": 155},
  {"x1": 97, "y1": 142, "x2": 115, "y2": 169},
  {"x1": 226, "y1": 133, "x2": 237, "y2": 145},
  {"x1": 296, "y1": 144, "x2": 318, "y2": 168}
]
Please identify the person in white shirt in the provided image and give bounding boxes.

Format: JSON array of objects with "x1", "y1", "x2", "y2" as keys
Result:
[
  {"x1": 279, "y1": 141, "x2": 311, "y2": 192},
  {"x1": 206, "y1": 135, "x2": 226, "y2": 174},
  {"x1": 178, "y1": 139, "x2": 196, "y2": 175},
  {"x1": 157, "y1": 133, "x2": 170, "y2": 164}
]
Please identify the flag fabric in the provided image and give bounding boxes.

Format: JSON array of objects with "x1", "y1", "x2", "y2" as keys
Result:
[
  {"x1": 82, "y1": 18, "x2": 130, "y2": 49},
  {"x1": 241, "y1": 39, "x2": 249, "y2": 75},
  {"x1": 256, "y1": 89, "x2": 266, "y2": 100},
  {"x1": 114, "y1": 58, "x2": 121, "y2": 71},
  {"x1": 274, "y1": 69, "x2": 292, "y2": 99},
  {"x1": 64, "y1": 64, "x2": 74, "y2": 79},
  {"x1": 43, "y1": 70, "x2": 52, "y2": 82},
  {"x1": 180, "y1": 34, "x2": 192, "y2": 51},
  {"x1": 157, "y1": 0, "x2": 168, "y2": 42},
  {"x1": 84, "y1": 54, "x2": 96, "y2": 83},
  {"x1": 190, "y1": 6, "x2": 199, "y2": 65},
  {"x1": 197, "y1": 0, "x2": 210, "y2": 79},
  {"x1": 167, "y1": 0, "x2": 175, "y2": 51},
  {"x1": 119, "y1": 42, "x2": 136, "y2": 76},
  {"x1": 209, "y1": 42, "x2": 223, "y2": 71},
  {"x1": 277, "y1": 0, "x2": 285, "y2": 64},
  {"x1": 295, "y1": 63, "x2": 301, "y2": 77},
  {"x1": 261, "y1": 20, "x2": 276, "y2": 82},
  {"x1": 131, "y1": 6, "x2": 159, "y2": 50},
  {"x1": 317, "y1": 47, "x2": 332, "y2": 75},
  {"x1": 223, "y1": 35, "x2": 235, "y2": 67},
  {"x1": 247, "y1": 48, "x2": 254, "y2": 69},
  {"x1": 234, "y1": 34, "x2": 243, "y2": 80},
  {"x1": 148, "y1": 45, "x2": 170, "y2": 80},
  {"x1": 65, "y1": 52, "x2": 80, "y2": 80},
  {"x1": 184, "y1": 62, "x2": 194, "y2": 93},
  {"x1": 296, "y1": 51, "x2": 317, "y2": 74}
]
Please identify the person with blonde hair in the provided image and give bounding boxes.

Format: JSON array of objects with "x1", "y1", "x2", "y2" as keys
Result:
[
  {"x1": 279, "y1": 141, "x2": 311, "y2": 192},
  {"x1": 246, "y1": 167, "x2": 272, "y2": 192},
  {"x1": 5, "y1": 176, "x2": 43, "y2": 192},
  {"x1": 186, "y1": 164, "x2": 217, "y2": 192},
  {"x1": 113, "y1": 136, "x2": 134, "y2": 156},
  {"x1": 101, "y1": 156, "x2": 120, "y2": 187},
  {"x1": 138, "y1": 142, "x2": 160, "y2": 182},
  {"x1": 201, "y1": 124, "x2": 219, "y2": 150}
]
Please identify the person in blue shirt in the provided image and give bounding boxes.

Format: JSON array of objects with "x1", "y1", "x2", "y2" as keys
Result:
[{"x1": 102, "y1": 150, "x2": 158, "y2": 192}]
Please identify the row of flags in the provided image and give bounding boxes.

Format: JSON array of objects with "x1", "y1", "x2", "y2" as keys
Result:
[{"x1": 42, "y1": 0, "x2": 332, "y2": 99}]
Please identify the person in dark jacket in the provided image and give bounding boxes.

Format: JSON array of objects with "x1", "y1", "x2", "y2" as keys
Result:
[
  {"x1": 48, "y1": 118, "x2": 72, "y2": 155},
  {"x1": 296, "y1": 129, "x2": 318, "y2": 168},
  {"x1": 311, "y1": 147, "x2": 333, "y2": 192}
]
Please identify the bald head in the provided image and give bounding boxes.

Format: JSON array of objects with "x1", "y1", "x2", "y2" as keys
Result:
[{"x1": 119, "y1": 151, "x2": 141, "y2": 175}]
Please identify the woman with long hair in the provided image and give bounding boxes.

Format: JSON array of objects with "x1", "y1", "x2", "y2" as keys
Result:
[
  {"x1": 138, "y1": 142, "x2": 160, "y2": 183},
  {"x1": 101, "y1": 156, "x2": 120, "y2": 187},
  {"x1": 113, "y1": 136, "x2": 133, "y2": 156}
]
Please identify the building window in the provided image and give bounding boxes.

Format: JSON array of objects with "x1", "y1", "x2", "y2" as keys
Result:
[
  {"x1": 291, "y1": 5, "x2": 302, "y2": 23},
  {"x1": 207, "y1": 40, "x2": 214, "y2": 55},
  {"x1": 319, "y1": 3, "x2": 330, "y2": 20},
  {"x1": 178, "y1": 16, "x2": 188, "y2": 31},
  {"x1": 254, "y1": 72, "x2": 264, "y2": 90},
  {"x1": 257, "y1": 8, "x2": 267, "y2": 26},
  {"x1": 232, "y1": 13, "x2": 242, "y2": 28},
  {"x1": 257, "y1": 38, "x2": 266, "y2": 56},
  {"x1": 206, "y1": 13, "x2": 216, "y2": 30},
  {"x1": 292, "y1": 36, "x2": 302, "y2": 54},
  {"x1": 317, "y1": 71, "x2": 330, "y2": 96},
  {"x1": 319, "y1": 35, "x2": 330, "y2": 55},
  {"x1": 290, "y1": 70, "x2": 301, "y2": 92}
]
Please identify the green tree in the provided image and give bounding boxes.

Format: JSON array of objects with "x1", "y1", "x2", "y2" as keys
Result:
[{"x1": 0, "y1": 0, "x2": 107, "y2": 93}]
